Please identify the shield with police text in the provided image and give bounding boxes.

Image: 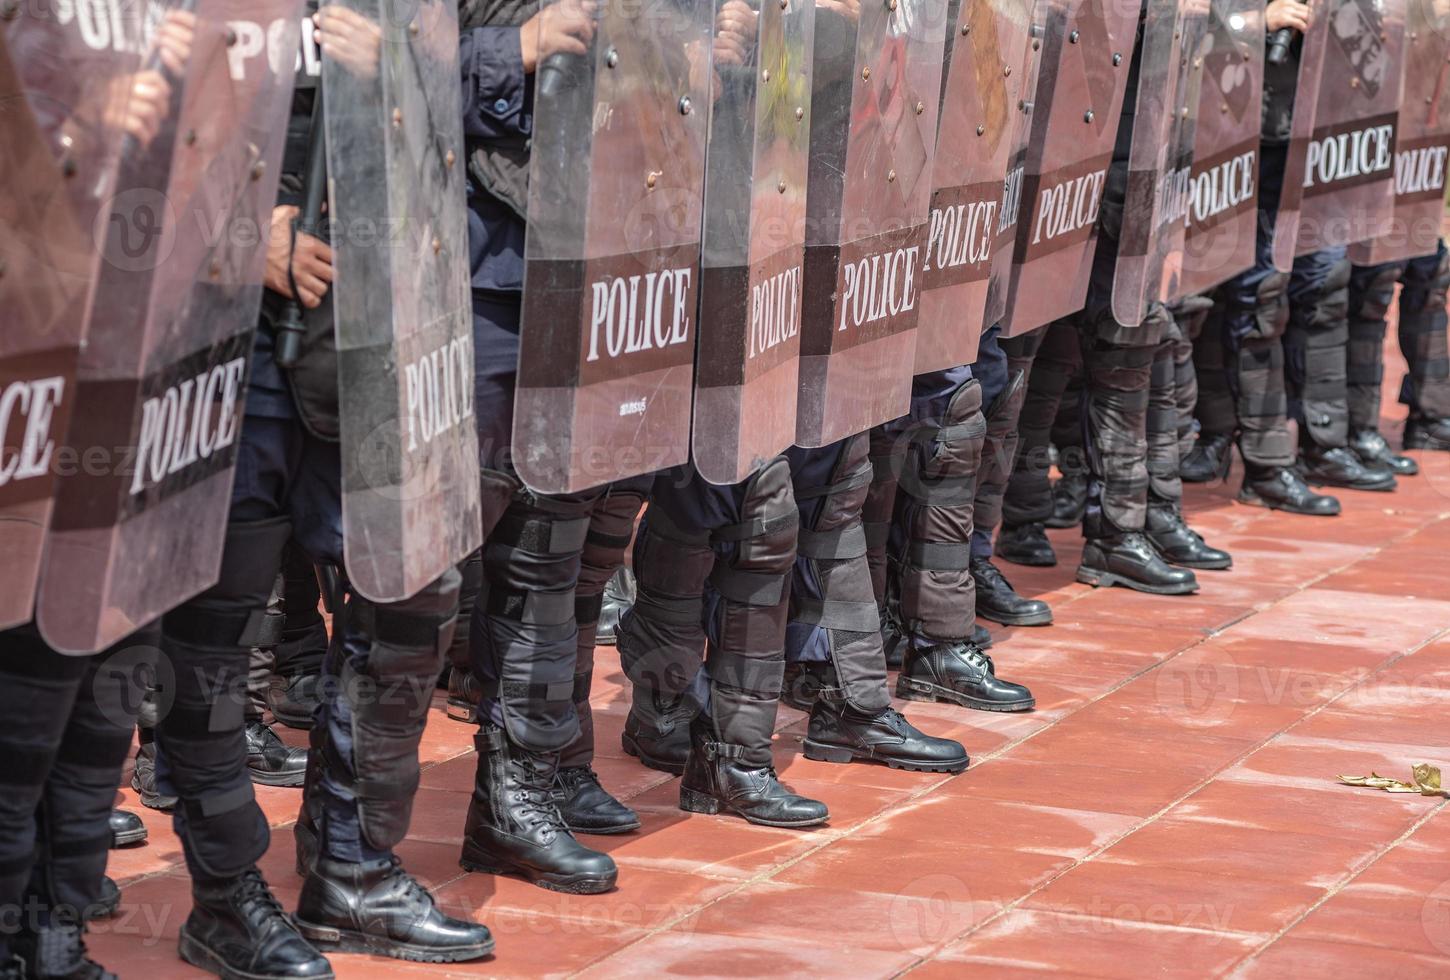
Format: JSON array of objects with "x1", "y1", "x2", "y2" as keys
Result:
[
  {"x1": 1111, "y1": 0, "x2": 1208, "y2": 323},
  {"x1": 691, "y1": 0, "x2": 815, "y2": 486},
  {"x1": 322, "y1": 0, "x2": 481, "y2": 601},
  {"x1": 515, "y1": 0, "x2": 713, "y2": 494},
  {"x1": 795, "y1": 0, "x2": 950, "y2": 447},
  {"x1": 1000, "y1": 0, "x2": 1139, "y2": 336},
  {"x1": 1293, "y1": 0, "x2": 1406, "y2": 257},
  {"x1": 1179, "y1": 0, "x2": 1264, "y2": 296},
  {"x1": 1349, "y1": 0, "x2": 1450, "y2": 266},
  {"x1": 34, "y1": 0, "x2": 304, "y2": 653},
  {"x1": 0, "y1": 12, "x2": 140, "y2": 632},
  {"x1": 914, "y1": 0, "x2": 1041, "y2": 372}
]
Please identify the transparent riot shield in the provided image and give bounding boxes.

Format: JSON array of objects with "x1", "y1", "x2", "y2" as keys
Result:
[
  {"x1": 1000, "y1": 0, "x2": 1140, "y2": 337},
  {"x1": 322, "y1": 0, "x2": 480, "y2": 601},
  {"x1": 35, "y1": 0, "x2": 304, "y2": 653},
  {"x1": 795, "y1": 0, "x2": 950, "y2": 447},
  {"x1": 515, "y1": 0, "x2": 714, "y2": 494},
  {"x1": 1179, "y1": 0, "x2": 1264, "y2": 296},
  {"x1": 691, "y1": 0, "x2": 815, "y2": 486},
  {"x1": 1112, "y1": 0, "x2": 1209, "y2": 322},
  {"x1": 1294, "y1": 0, "x2": 1407, "y2": 257},
  {"x1": 1267, "y1": 0, "x2": 1327, "y2": 270},
  {"x1": 0, "y1": 10, "x2": 140, "y2": 631},
  {"x1": 1348, "y1": 0, "x2": 1450, "y2": 266},
  {"x1": 914, "y1": 0, "x2": 1041, "y2": 373}
]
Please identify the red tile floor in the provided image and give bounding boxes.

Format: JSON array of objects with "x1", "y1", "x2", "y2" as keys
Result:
[{"x1": 99, "y1": 340, "x2": 1450, "y2": 977}]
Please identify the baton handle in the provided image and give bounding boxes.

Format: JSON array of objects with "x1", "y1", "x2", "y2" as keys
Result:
[
  {"x1": 275, "y1": 90, "x2": 327, "y2": 370},
  {"x1": 1267, "y1": 27, "x2": 1293, "y2": 66}
]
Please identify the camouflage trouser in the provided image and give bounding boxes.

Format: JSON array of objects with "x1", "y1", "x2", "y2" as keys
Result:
[
  {"x1": 1002, "y1": 318, "x2": 1084, "y2": 528},
  {"x1": 1284, "y1": 247, "x2": 1352, "y2": 451},
  {"x1": 1397, "y1": 240, "x2": 1450, "y2": 419}
]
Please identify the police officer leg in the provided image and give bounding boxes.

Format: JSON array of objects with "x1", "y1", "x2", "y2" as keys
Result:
[
  {"x1": 1179, "y1": 295, "x2": 1232, "y2": 482},
  {"x1": 1077, "y1": 307, "x2": 1198, "y2": 594},
  {"x1": 1286, "y1": 249, "x2": 1395, "y2": 490},
  {"x1": 1345, "y1": 261, "x2": 1417, "y2": 473},
  {"x1": 785, "y1": 438, "x2": 971, "y2": 769},
  {"x1": 555, "y1": 478, "x2": 651, "y2": 835},
  {"x1": 266, "y1": 546, "x2": 328, "y2": 729},
  {"x1": 1398, "y1": 241, "x2": 1450, "y2": 450},
  {"x1": 1049, "y1": 354, "x2": 1089, "y2": 529},
  {"x1": 972, "y1": 329, "x2": 1053, "y2": 627},
  {"x1": 999, "y1": 318, "x2": 1082, "y2": 566},
  {"x1": 243, "y1": 574, "x2": 308, "y2": 787}
]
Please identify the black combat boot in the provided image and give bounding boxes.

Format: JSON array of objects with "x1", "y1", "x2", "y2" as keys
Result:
[
  {"x1": 1046, "y1": 472, "x2": 1087, "y2": 528},
  {"x1": 245, "y1": 722, "x2": 308, "y2": 787},
  {"x1": 108, "y1": 809, "x2": 146, "y2": 848},
  {"x1": 295, "y1": 856, "x2": 493, "y2": 963},
  {"x1": 1350, "y1": 429, "x2": 1418, "y2": 476},
  {"x1": 1145, "y1": 503, "x2": 1232, "y2": 570},
  {"x1": 552, "y1": 766, "x2": 640, "y2": 835},
  {"x1": 179, "y1": 868, "x2": 333, "y2": 980},
  {"x1": 444, "y1": 667, "x2": 480, "y2": 724},
  {"x1": 460, "y1": 727, "x2": 618, "y2": 894},
  {"x1": 678, "y1": 716, "x2": 828, "y2": 828},
  {"x1": 266, "y1": 673, "x2": 320, "y2": 730},
  {"x1": 1299, "y1": 445, "x2": 1396, "y2": 492},
  {"x1": 1404, "y1": 414, "x2": 1450, "y2": 450},
  {"x1": 803, "y1": 694, "x2": 968, "y2": 772},
  {"x1": 620, "y1": 686, "x2": 693, "y2": 776},
  {"x1": 884, "y1": 618, "x2": 990, "y2": 669},
  {"x1": 896, "y1": 642, "x2": 1035, "y2": 712},
  {"x1": 129, "y1": 742, "x2": 177, "y2": 812},
  {"x1": 13, "y1": 920, "x2": 114, "y2": 980},
  {"x1": 995, "y1": 522, "x2": 1057, "y2": 567},
  {"x1": 1078, "y1": 530, "x2": 1198, "y2": 595},
  {"x1": 593, "y1": 567, "x2": 636, "y2": 646},
  {"x1": 84, "y1": 879, "x2": 119, "y2": 921},
  {"x1": 1180, "y1": 432, "x2": 1233, "y2": 483},
  {"x1": 970, "y1": 556, "x2": 1052, "y2": 626},
  {"x1": 1238, "y1": 465, "x2": 1341, "y2": 515}
]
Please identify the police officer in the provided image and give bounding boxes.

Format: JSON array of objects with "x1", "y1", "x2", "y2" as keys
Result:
[
  {"x1": 154, "y1": 7, "x2": 493, "y2": 975},
  {"x1": 1347, "y1": 240, "x2": 1450, "y2": 463}
]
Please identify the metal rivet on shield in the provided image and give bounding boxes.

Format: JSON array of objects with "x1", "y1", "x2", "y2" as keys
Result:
[
  {"x1": 0, "y1": 0, "x2": 18, "y2": 20},
  {"x1": 778, "y1": 179, "x2": 787, "y2": 193},
  {"x1": 1221, "y1": 102, "x2": 1229, "y2": 113},
  {"x1": 210, "y1": 259, "x2": 222, "y2": 280},
  {"x1": 862, "y1": 67, "x2": 871, "y2": 80},
  {"x1": 392, "y1": 107, "x2": 403, "y2": 127},
  {"x1": 915, "y1": 100, "x2": 924, "y2": 114},
  {"x1": 678, "y1": 96, "x2": 693, "y2": 115},
  {"x1": 1083, "y1": 109, "x2": 1094, "y2": 123},
  {"x1": 606, "y1": 48, "x2": 619, "y2": 68},
  {"x1": 1031, "y1": 22, "x2": 1044, "y2": 37},
  {"x1": 796, "y1": 106, "x2": 805, "y2": 120},
  {"x1": 184, "y1": 129, "x2": 197, "y2": 146},
  {"x1": 763, "y1": 68, "x2": 771, "y2": 81},
  {"x1": 62, "y1": 158, "x2": 77, "y2": 178},
  {"x1": 976, "y1": 124, "x2": 985, "y2": 135},
  {"x1": 1069, "y1": 29, "x2": 1079, "y2": 43},
  {"x1": 409, "y1": 20, "x2": 419, "y2": 35},
  {"x1": 888, "y1": 0, "x2": 897, "y2": 10},
  {"x1": 1033, "y1": 39, "x2": 1040, "y2": 50},
  {"x1": 432, "y1": 237, "x2": 442, "y2": 255},
  {"x1": 887, "y1": 169, "x2": 896, "y2": 182},
  {"x1": 1180, "y1": 106, "x2": 1188, "y2": 118},
  {"x1": 780, "y1": 0, "x2": 788, "y2": 8},
  {"x1": 1429, "y1": 95, "x2": 1435, "y2": 104},
  {"x1": 1023, "y1": 101, "x2": 1033, "y2": 114},
  {"x1": 1350, "y1": 77, "x2": 1359, "y2": 88},
  {"x1": 446, "y1": 149, "x2": 456, "y2": 168},
  {"x1": 1112, "y1": 52, "x2": 1122, "y2": 66},
  {"x1": 961, "y1": 24, "x2": 971, "y2": 35},
  {"x1": 250, "y1": 162, "x2": 265, "y2": 181},
  {"x1": 1193, "y1": 57, "x2": 1201, "y2": 69},
  {"x1": 647, "y1": 171, "x2": 661, "y2": 189},
  {"x1": 1003, "y1": 65, "x2": 1011, "y2": 77},
  {"x1": 225, "y1": 27, "x2": 237, "y2": 45}
]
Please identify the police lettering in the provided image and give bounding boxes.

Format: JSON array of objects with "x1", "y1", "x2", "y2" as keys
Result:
[
  {"x1": 923, "y1": 199, "x2": 996, "y2": 273},
  {"x1": 1187, "y1": 150, "x2": 1256, "y2": 227},
  {"x1": 838, "y1": 245, "x2": 921, "y2": 332},
  {"x1": 129, "y1": 358, "x2": 246, "y2": 496},
  {"x1": 1303, "y1": 124, "x2": 1394, "y2": 189},
  {"x1": 748, "y1": 266, "x2": 802, "y2": 359},
  {"x1": 997, "y1": 164, "x2": 1024, "y2": 235},
  {"x1": 225, "y1": 17, "x2": 303, "y2": 81},
  {"x1": 1395, "y1": 144, "x2": 1448, "y2": 197},
  {"x1": 404, "y1": 336, "x2": 475, "y2": 452},
  {"x1": 1030, "y1": 169, "x2": 1106, "y2": 245},
  {"x1": 586, "y1": 268, "x2": 694, "y2": 362},
  {"x1": 0, "y1": 376, "x2": 63, "y2": 486}
]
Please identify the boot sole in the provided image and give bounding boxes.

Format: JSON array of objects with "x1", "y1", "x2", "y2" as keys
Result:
[
  {"x1": 975, "y1": 607, "x2": 1053, "y2": 627},
  {"x1": 1166, "y1": 556, "x2": 1233, "y2": 571},
  {"x1": 1236, "y1": 489, "x2": 1341, "y2": 517},
  {"x1": 996, "y1": 552, "x2": 1057, "y2": 568},
  {"x1": 565, "y1": 817, "x2": 642, "y2": 836},
  {"x1": 459, "y1": 854, "x2": 617, "y2": 895},
  {"x1": 445, "y1": 698, "x2": 479, "y2": 724},
  {"x1": 801, "y1": 737, "x2": 968, "y2": 774},
  {"x1": 678, "y1": 787, "x2": 829, "y2": 828},
  {"x1": 620, "y1": 731, "x2": 686, "y2": 776},
  {"x1": 268, "y1": 708, "x2": 316, "y2": 731},
  {"x1": 294, "y1": 919, "x2": 495, "y2": 963},
  {"x1": 131, "y1": 776, "x2": 178, "y2": 812},
  {"x1": 1075, "y1": 566, "x2": 1198, "y2": 595},
  {"x1": 895, "y1": 676, "x2": 1036, "y2": 713},
  {"x1": 180, "y1": 926, "x2": 337, "y2": 980},
  {"x1": 112, "y1": 826, "x2": 148, "y2": 848},
  {"x1": 1302, "y1": 475, "x2": 1396, "y2": 493},
  {"x1": 247, "y1": 768, "x2": 307, "y2": 788}
]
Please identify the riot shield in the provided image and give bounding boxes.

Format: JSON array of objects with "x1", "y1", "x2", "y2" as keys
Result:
[
  {"x1": 1000, "y1": 0, "x2": 1140, "y2": 336},
  {"x1": 515, "y1": 0, "x2": 713, "y2": 494},
  {"x1": 795, "y1": 0, "x2": 951, "y2": 448},
  {"x1": 0, "y1": 11, "x2": 140, "y2": 631},
  {"x1": 1348, "y1": 0, "x2": 1450, "y2": 266},
  {"x1": 1111, "y1": 0, "x2": 1209, "y2": 323},
  {"x1": 34, "y1": 0, "x2": 304, "y2": 653},
  {"x1": 322, "y1": 0, "x2": 481, "y2": 601},
  {"x1": 1179, "y1": 0, "x2": 1264, "y2": 296},
  {"x1": 691, "y1": 0, "x2": 815, "y2": 486},
  {"x1": 914, "y1": 0, "x2": 1041, "y2": 373},
  {"x1": 1293, "y1": 0, "x2": 1407, "y2": 257}
]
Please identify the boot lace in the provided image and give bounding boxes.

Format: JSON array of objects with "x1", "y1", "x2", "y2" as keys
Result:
[
  {"x1": 234, "y1": 868, "x2": 287, "y2": 925},
  {"x1": 512, "y1": 755, "x2": 570, "y2": 837}
]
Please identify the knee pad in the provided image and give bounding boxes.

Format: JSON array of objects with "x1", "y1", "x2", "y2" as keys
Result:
[
  {"x1": 163, "y1": 517, "x2": 291, "y2": 651},
  {"x1": 862, "y1": 425, "x2": 904, "y2": 608},
  {"x1": 792, "y1": 436, "x2": 880, "y2": 636},
  {"x1": 577, "y1": 480, "x2": 649, "y2": 619}
]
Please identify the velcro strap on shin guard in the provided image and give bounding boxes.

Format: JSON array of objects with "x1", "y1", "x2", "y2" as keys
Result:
[
  {"x1": 792, "y1": 597, "x2": 881, "y2": 632},
  {"x1": 709, "y1": 566, "x2": 786, "y2": 606},
  {"x1": 793, "y1": 464, "x2": 874, "y2": 501},
  {"x1": 351, "y1": 602, "x2": 453, "y2": 650},
  {"x1": 184, "y1": 782, "x2": 256, "y2": 820},
  {"x1": 323, "y1": 738, "x2": 417, "y2": 802},
  {"x1": 907, "y1": 541, "x2": 972, "y2": 570},
  {"x1": 704, "y1": 648, "x2": 785, "y2": 696},
  {"x1": 486, "y1": 586, "x2": 576, "y2": 626},
  {"x1": 575, "y1": 593, "x2": 605, "y2": 624},
  {"x1": 492, "y1": 511, "x2": 590, "y2": 555},
  {"x1": 797, "y1": 524, "x2": 868, "y2": 560},
  {"x1": 478, "y1": 678, "x2": 577, "y2": 703},
  {"x1": 48, "y1": 833, "x2": 114, "y2": 859},
  {"x1": 165, "y1": 606, "x2": 285, "y2": 648},
  {"x1": 711, "y1": 510, "x2": 798, "y2": 542}
]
